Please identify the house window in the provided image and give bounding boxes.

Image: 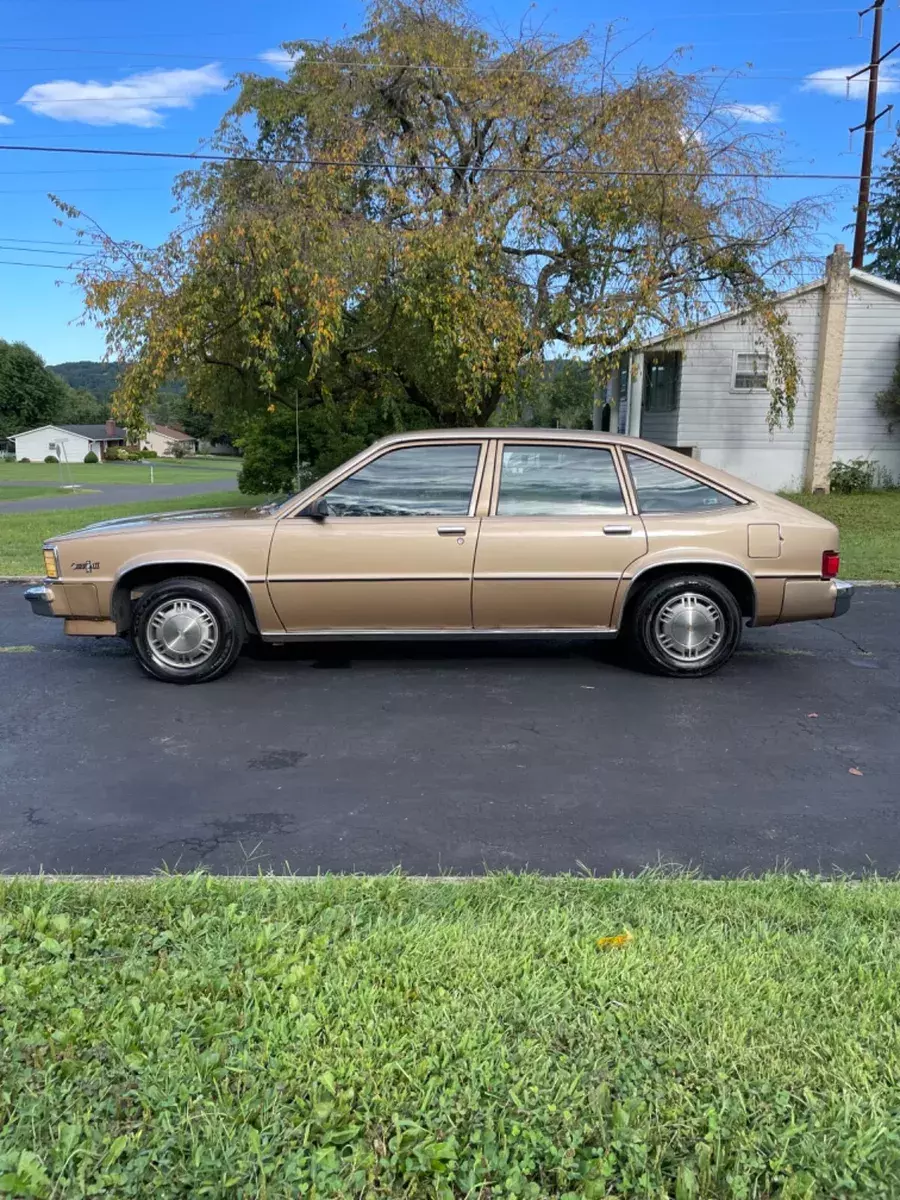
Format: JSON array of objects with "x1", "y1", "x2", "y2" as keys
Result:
[
  {"x1": 733, "y1": 351, "x2": 769, "y2": 390},
  {"x1": 642, "y1": 352, "x2": 681, "y2": 413}
]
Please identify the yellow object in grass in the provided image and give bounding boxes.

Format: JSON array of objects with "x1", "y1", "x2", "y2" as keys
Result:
[{"x1": 596, "y1": 932, "x2": 633, "y2": 950}]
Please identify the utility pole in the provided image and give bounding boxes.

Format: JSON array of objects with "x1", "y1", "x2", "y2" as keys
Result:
[{"x1": 849, "y1": 0, "x2": 898, "y2": 268}]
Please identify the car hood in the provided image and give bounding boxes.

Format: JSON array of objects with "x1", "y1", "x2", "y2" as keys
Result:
[{"x1": 55, "y1": 505, "x2": 275, "y2": 541}]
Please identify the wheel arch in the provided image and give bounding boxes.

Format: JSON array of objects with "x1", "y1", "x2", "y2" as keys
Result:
[
  {"x1": 616, "y1": 560, "x2": 757, "y2": 628},
  {"x1": 111, "y1": 562, "x2": 261, "y2": 636}
]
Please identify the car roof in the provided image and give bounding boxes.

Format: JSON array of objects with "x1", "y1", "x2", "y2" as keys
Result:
[{"x1": 375, "y1": 427, "x2": 640, "y2": 447}]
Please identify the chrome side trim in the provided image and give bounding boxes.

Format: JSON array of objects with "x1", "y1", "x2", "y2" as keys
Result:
[
  {"x1": 474, "y1": 571, "x2": 622, "y2": 581},
  {"x1": 259, "y1": 627, "x2": 618, "y2": 642},
  {"x1": 268, "y1": 574, "x2": 468, "y2": 584},
  {"x1": 754, "y1": 571, "x2": 820, "y2": 580}
]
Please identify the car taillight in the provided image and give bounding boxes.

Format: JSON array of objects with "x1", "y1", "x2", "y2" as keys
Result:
[{"x1": 822, "y1": 551, "x2": 840, "y2": 579}]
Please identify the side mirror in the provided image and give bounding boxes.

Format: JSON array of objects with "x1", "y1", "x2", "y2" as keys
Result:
[{"x1": 297, "y1": 496, "x2": 328, "y2": 521}]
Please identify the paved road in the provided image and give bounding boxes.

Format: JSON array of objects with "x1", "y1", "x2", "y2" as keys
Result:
[
  {"x1": 0, "y1": 476, "x2": 241, "y2": 513},
  {"x1": 0, "y1": 583, "x2": 898, "y2": 877}
]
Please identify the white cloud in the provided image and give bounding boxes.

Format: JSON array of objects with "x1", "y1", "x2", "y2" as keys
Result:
[
  {"x1": 802, "y1": 64, "x2": 900, "y2": 100},
  {"x1": 259, "y1": 47, "x2": 301, "y2": 69},
  {"x1": 17, "y1": 64, "x2": 228, "y2": 127},
  {"x1": 0, "y1": 114, "x2": 13, "y2": 126},
  {"x1": 720, "y1": 102, "x2": 780, "y2": 124}
]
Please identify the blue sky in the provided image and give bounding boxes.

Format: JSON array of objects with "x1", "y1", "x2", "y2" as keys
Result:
[{"x1": 0, "y1": 0, "x2": 895, "y2": 364}]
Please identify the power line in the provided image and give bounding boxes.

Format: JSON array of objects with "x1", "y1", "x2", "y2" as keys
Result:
[
  {"x1": 0, "y1": 141, "x2": 876, "y2": 180},
  {"x1": 0, "y1": 234, "x2": 89, "y2": 244},
  {"x1": 0, "y1": 242, "x2": 95, "y2": 253},
  {"x1": 0, "y1": 258, "x2": 80, "y2": 267}
]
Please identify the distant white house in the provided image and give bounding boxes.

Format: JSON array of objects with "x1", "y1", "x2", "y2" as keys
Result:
[
  {"x1": 10, "y1": 421, "x2": 126, "y2": 463},
  {"x1": 141, "y1": 424, "x2": 198, "y2": 456},
  {"x1": 610, "y1": 245, "x2": 900, "y2": 492}
]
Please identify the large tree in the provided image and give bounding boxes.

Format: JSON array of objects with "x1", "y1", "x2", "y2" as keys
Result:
[
  {"x1": 865, "y1": 135, "x2": 900, "y2": 281},
  {"x1": 64, "y1": 0, "x2": 818, "y2": 476},
  {"x1": 0, "y1": 340, "x2": 69, "y2": 441}
]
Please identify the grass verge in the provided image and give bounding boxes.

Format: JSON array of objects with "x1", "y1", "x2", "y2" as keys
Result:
[
  {"x1": 0, "y1": 459, "x2": 241, "y2": 486},
  {"x1": 789, "y1": 491, "x2": 900, "y2": 580},
  {"x1": 0, "y1": 491, "x2": 269, "y2": 576},
  {"x1": 1, "y1": 873, "x2": 899, "y2": 1199}
]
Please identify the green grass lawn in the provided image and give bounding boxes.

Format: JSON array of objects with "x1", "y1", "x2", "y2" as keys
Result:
[
  {"x1": 0, "y1": 459, "x2": 241, "y2": 486},
  {"x1": 0, "y1": 873, "x2": 898, "y2": 1199},
  {"x1": 0, "y1": 491, "x2": 269, "y2": 576},
  {"x1": 788, "y1": 491, "x2": 900, "y2": 581}
]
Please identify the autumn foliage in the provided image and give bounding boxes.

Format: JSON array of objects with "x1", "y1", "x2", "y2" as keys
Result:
[{"x1": 60, "y1": 0, "x2": 817, "y2": 486}]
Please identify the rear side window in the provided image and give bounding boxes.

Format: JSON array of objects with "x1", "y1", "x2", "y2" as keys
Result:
[
  {"x1": 497, "y1": 445, "x2": 626, "y2": 516},
  {"x1": 626, "y1": 453, "x2": 738, "y2": 513}
]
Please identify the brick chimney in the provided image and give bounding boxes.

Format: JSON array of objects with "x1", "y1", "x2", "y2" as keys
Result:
[{"x1": 105, "y1": 417, "x2": 116, "y2": 438}]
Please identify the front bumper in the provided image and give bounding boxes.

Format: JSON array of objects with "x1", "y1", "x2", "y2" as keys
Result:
[
  {"x1": 833, "y1": 579, "x2": 854, "y2": 617},
  {"x1": 24, "y1": 584, "x2": 57, "y2": 618}
]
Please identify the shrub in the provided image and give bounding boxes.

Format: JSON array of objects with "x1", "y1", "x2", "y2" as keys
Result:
[
  {"x1": 829, "y1": 458, "x2": 886, "y2": 494},
  {"x1": 170, "y1": 441, "x2": 188, "y2": 459},
  {"x1": 18, "y1": 457, "x2": 30, "y2": 463},
  {"x1": 83, "y1": 450, "x2": 99, "y2": 464},
  {"x1": 141, "y1": 448, "x2": 158, "y2": 458},
  {"x1": 105, "y1": 447, "x2": 124, "y2": 461},
  {"x1": 126, "y1": 451, "x2": 142, "y2": 461},
  {"x1": 43, "y1": 454, "x2": 58, "y2": 464}
]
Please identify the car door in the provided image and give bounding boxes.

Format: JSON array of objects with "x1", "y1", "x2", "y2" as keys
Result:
[
  {"x1": 267, "y1": 440, "x2": 486, "y2": 632},
  {"x1": 472, "y1": 440, "x2": 647, "y2": 630}
]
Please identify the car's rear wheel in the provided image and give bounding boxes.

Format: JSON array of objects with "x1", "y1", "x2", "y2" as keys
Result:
[
  {"x1": 131, "y1": 577, "x2": 244, "y2": 684},
  {"x1": 627, "y1": 574, "x2": 743, "y2": 677}
]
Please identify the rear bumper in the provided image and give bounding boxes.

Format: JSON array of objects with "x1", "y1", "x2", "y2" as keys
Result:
[
  {"x1": 24, "y1": 584, "x2": 57, "y2": 618},
  {"x1": 777, "y1": 577, "x2": 854, "y2": 624},
  {"x1": 833, "y1": 579, "x2": 854, "y2": 617}
]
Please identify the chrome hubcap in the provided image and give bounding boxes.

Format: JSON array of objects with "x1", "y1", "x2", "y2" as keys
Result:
[
  {"x1": 654, "y1": 592, "x2": 724, "y2": 664},
  {"x1": 146, "y1": 598, "x2": 219, "y2": 670}
]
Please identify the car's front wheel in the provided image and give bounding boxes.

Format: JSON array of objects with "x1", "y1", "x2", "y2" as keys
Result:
[
  {"x1": 130, "y1": 577, "x2": 245, "y2": 684},
  {"x1": 627, "y1": 574, "x2": 743, "y2": 677}
]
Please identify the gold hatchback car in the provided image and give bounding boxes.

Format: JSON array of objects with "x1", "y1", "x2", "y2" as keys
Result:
[{"x1": 25, "y1": 429, "x2": 853, "y2": 684}]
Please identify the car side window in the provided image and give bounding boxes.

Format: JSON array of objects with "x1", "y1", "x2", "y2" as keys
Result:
[
  {"x1": 497, "y1": 445, "x2": 627, "y2": 516},
  {"x1": 626, "y1": 453, "x2": 739, "y2": 512},
  {"x1": 320, "y1": 444, "x2": 481, "y2": 517}
]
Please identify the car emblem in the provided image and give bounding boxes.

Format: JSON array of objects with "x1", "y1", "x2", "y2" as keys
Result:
[{"x1": 72, "y1": 560, "x2": 100, "y2": 573}]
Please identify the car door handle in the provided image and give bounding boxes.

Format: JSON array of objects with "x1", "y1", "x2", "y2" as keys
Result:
[
  {"x1": 437, "y1": 525, "x2": 467, "y2": 536},
  {"x1": 603, "y1": 524, "x2": 634, "y2": 535}
]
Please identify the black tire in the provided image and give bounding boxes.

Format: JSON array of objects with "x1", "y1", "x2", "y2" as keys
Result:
[
  {"x1": 626, "y1": 574, "x2": 742, "y2": 677},
  {"x1": 130, "y1": 576, "x2": 245, "y2": 684}
]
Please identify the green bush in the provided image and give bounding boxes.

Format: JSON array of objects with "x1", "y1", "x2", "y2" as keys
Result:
[
  {"x1": 43, "y1": 454, "x2": 58, "y2": 464},
  {"x1": 829, "y1": 458, "x2": 879, "y2": 494},
  {"x1": 141, "y1": 448, "x2": 158, "y2": 458},
  {"x1": 83, "y1": 450, "x2": 99, "y2": 464},
  {"x1": 18, "y1": 457, "x2": 30, "y2": 463},
  {"x1": 104, "y1": 447, "x2": 124, "y2": 461},
  {"x1": 126, "y1": 451, "x2": 142, "y2": 461}
]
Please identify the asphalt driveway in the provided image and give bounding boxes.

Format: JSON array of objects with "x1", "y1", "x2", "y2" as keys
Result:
[{"x1": 0, "y1": 583, "x2": 898, "y2": 876}]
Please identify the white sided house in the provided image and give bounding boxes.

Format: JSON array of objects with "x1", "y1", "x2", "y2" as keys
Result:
[
  {"x1": 11, "y1": 420, "x2": 126, "y2": 463},
  {"x1": 610, "y1": 245, "x2": 900, "y2": 492}
]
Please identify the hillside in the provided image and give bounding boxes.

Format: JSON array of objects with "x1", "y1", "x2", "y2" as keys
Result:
[{"x1": 50, "y1": 362, "x2": 186, "y2": 405}]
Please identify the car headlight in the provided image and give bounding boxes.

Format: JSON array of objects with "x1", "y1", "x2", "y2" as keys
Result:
[{"x1": 43, "y1": 546, "x2": 60, "y2": 579}]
